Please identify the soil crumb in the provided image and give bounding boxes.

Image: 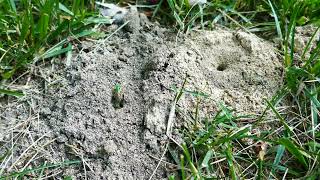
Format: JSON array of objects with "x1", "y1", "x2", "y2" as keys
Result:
[{"x1": 0, "y1": 10, "x2": 283, "y2": 179}]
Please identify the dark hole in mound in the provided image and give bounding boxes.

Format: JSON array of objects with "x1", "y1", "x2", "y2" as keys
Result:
[
  {"x1": 83, "y1": 48, "x2": 90, "y2": 53},
  {"x1": 217, "y1": 63, "x2": 228, "y2": 71},
  {"x1": 145, "y1": 144, "x2": 151, "y2": 150}
]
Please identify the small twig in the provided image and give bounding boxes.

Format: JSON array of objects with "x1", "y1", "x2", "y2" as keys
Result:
[
  {"x1": 149, "y1": 153, "x2": 178, "y2": 168},
  {"x1": 148, "y1": 144, "x2": 168, "y2": 180},
  {"x1": 149, "y1": 96, "x2": 181, "y2": 179},
  {"x1": 82, "y1": 154, "x2": 87, "y2": 180},
  {"x1": 210, "y1": 157, "x2": 226, "y2": 165},
  {"x1": 149, "y1": 153, "x2": 193, "y2": 173},
  {"x1": 282, "y1": 168, "x2": 288, "y2": 180},
  {"x1": 66, "y1": 144, "x2": 95, "y2": 174},
  {"x1": 7, "y1": 133, "x2": 48, "y2": 172},
  {"x1": 166, "y1": 100, "x2": 177, "y2": 136},
  {"x1": 166, "y1": 99, "x2": 183, "y2": 149},
  {"x1": 102, "y1": 21, "x2": 129, "y2": 45},
  {"x1": 150, "y1": 77, "x2": 188, "y2": 179},
  {"x1": 73, "y1": 21, "x2": 129, "y2": 62}
]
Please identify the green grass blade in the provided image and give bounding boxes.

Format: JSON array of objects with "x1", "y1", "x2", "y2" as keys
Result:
[
  {"x1": 267, "y1": 0, "x2": 282, "y2": 41},
  {"x1": 43, "y1": 43, "x2": 72, "y2": 59},
  {"x1": 307, "y1": 86, "x2": 319, "y2": 150},
  {"x1": 167, "y1": 0, "x2": 176, "y2": 13},
  {"x1": 278, "y1": 138, "x2": 308, "y2": 169},
  {"x1": 289, "y1": 23, "x2": 296, "y2": 67},
  {"x1": 74, "y1": 30, "x2": 96, "y2": 38},
  {"x1": 84, "y1": 17, "x2": 113, "y2": 25},
  {"x1": 229, "y1": 9, "x2": 251, "y2": 24},
  {"x1": 180, "y1": 155, "x2": 186, "y2": 180},
  {"x1": 258, "y1": 159, "x2": 263, "y2": 180},
  {"x1": 303, "y1": 39, "x2": 320, "y2": 69},
  {"x1": 0, "y1": 160, "x2": 81, "y2": 178},
  {"x1": 311, "y1": 61, "x2": 320, "y2": 75},
  {"x1": 218, "y1": 103, "x2": 233, "y2": 121},
  {"x1": 301, "y1": 27, "x2": 320, "y2": 60},
  {"x1": 174, "y1": 11, "x2": 184, "y2": 30},
  {"x1": 64, "y1": 176, "x2": 73, "y2": 180},
  {"x1": 7, "y1": 0, "x2": 16, "y2": 13},
  {"x1": 38, "y1": 162, "x2": 47, "y2": 179},
  {"x1": 39, "y1": 13, "x2": 50, "y2": 42},
  {"x1": 226, "y1": 142, "x2": 237, "y2": 180},
  {"x1": 152, "y1": 0, "x2": 164, "y2": 18},
  {"x1": 59, "y1": 3, "x2": 74, "y2": 16},
  {"x1": 72, "y1": 0, "x2": 81, "y2": 16},
  {"x1": 201, "y1": 149, "x2": 213, "y2": 168},
  {"x1": 175, "y1": 76, "x2": 188, "y2": 102},
  {"x1": 214, "y1": 125, "x2": 251, "y2": 146},
  {"x1": 270, "y1": 145, "x2": 285, "y2": 177},
  {"x1": 19, "y1": 13, "x2": 30, "y2": 43},
  {"x1": 288, "y1": 4, "x2": 300, "y2": 67},
  {"x1": 47, "y1": 20, "x2": 69, "y2": 44},
  {"x1": 0, "y1": 88, "x2": 24, "y2": 97},
  {"x1": 182, "y1": 143, "x2": 199, "y2": 178},
  {"x1": 256, "y1": 88, "x2": 288, "y2": 125},
  {"x1": 305, "y1": 89, "x2": 320, "y2": 108},
  {"x1": 265, "y1": 99, "x2": 293, "y2": 137},
  {"x1": 268, "y1": 164, "x2": 301, "y2": 176},
  {"x1": 194, "y1": 123, "x2": 216, "y2": 145}
]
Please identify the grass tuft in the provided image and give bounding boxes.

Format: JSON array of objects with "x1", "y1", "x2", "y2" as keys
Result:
[{"x1": 0, "y1": 0, "x2": 110, "y2": 95}]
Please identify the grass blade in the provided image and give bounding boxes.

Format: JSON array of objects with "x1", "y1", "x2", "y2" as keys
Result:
[
  {"x1": 180, "y1": 155, "x2": 186, "y2": 180},
  {"x1": 0, "y1": 88, "x2": 24, "y2": 97},
  {"x1": 59, "y1": 3, "x2": 74, "y2": 16},
  {"x1": 174, "y1": 11, "x2": 184, "y2": 30},
  {"x1": 201, "y1": 149, "x2": 213, "y2": 168},
  {"x1": 0, "y1": 160, "x2": 81, "y2": 178},
  {"x1": 175, "y1": 75, "x2": 188, "y2": 102},
  {"x1": 258, "y1": 158, "x2": 263, "y2": 180},
  {"x1": 43, "y1": 43, "x2": 72, "y2": 59},
  {"x1": 265, "y1": 99, "x2": 293, "y2": 137},
  {"x1": 301, "y1": 27, "x2": 320, "y2": 60},
  {"x1": 303, "y1": 38, "x2": 320, "y2": 69},
  {"x1": 39, "y1": 13, "x2": 50, "y2": 42},
  {"x1": 288, "y1": 4, "x2": 300, "y2": 67},
  {"x1": 182, "y1": 143, "x2": 199, "y2": 178},
  {"x1": 213, "y1": 124, "x2": 251, "y2": 146},
  {"x1": 226, "y1": 142, "x2": 237, "y2": 180},
  {"x1": 168, "y1": 145, "x2": 181, "y2": 166},
  {"x1": 278, "y1": 138, "x2": 308, "y2": 169},
  {"x1": 267, "y1": 0, "x2": 282, "y2": 41},
  {"x1": 152, "y1": 0, "x2": 164, "y2": 18},
  {"x1": 7, "y1": 0, "x2": 16, "y2": 13},
  {"x1": 270, "y1": 145, "x2": 285, "y2": 177},
  {"x1": 65, "y1": 45, "x2": 73, "y2": 67},
  {"x1": 84, "y1": 17, "x2": 113, "y2": 25},
  {"x1": 218, "y1": 103, "x2": 233, "y2": 121}
]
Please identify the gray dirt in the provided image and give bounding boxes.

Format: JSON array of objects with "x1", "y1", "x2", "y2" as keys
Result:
[{"x1": 0, "y1": 9, "x2": 283, "y2": 179}]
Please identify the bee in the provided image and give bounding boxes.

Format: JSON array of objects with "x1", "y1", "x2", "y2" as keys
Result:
[{"x1": 111, "y1": 83, "x2": 124, "y2": 109}]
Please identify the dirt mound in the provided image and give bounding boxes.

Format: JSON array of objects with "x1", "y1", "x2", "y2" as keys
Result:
[{"x1": 0, "y1": 9, "x2": 282, "y2": 179}]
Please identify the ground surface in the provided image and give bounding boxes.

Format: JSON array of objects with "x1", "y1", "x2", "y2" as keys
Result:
[{"x1": 0, "y1": 10, "x2": 283, "y2": 179}]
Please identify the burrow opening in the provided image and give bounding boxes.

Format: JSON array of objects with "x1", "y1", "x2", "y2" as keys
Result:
[{"x1": 217, "y1": 63, "x2": 228, "y2": 71}]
